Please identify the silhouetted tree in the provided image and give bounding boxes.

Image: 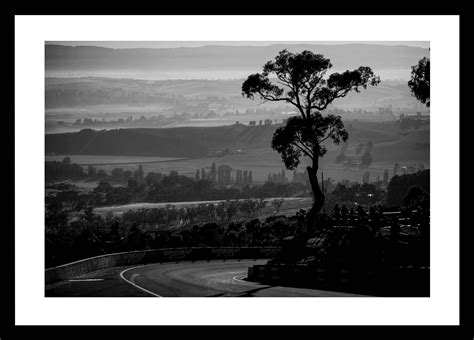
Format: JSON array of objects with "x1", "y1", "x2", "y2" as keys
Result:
[
  {"x1": 211, "y1": 162, "x2": 216, "y2": 182},
  {"x1": 123, "y1": 170, "x2": 133, "y2": 179},
  {"x1": 242, "y1": 49, "x2": 380, "y2": 229},
  {"x1": 94, "y1": 181, "x2": 113, "y2": 194},
  {"x1": 137, "y1": 164, "x2": 144, "y2": 179},
  {"x1": 402, "y1": 185, "x2": 428, "y2": 207},
  {"x1": 88, "y1": 165, "x2": 97, "y2": 177},
  {"x1": 97, "y1": 169, "x2": 107, "y2": 178},
  {"x1": 408, "y1": 57, "x2": 430, "y2": 107},
  {"x1": 111, "y1": 167, "x2": 123, "y2": 179},
  {"x1": 387, "y1": 170, "x2": 430, "y2": 206}
]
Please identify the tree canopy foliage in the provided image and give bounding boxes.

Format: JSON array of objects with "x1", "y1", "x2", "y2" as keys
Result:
[
  {"x1": 387, "y1": 170, "x2": 430, "y2": 207},
  {"x1": 408, "y1": 57, "x2": 430, "y2": 107},
  {"x1": 242, "y1": 50, "x2": 380, "y2": 119},
  {"x1": 271, "y1": 114, "x2": 348, "y2": 169}
]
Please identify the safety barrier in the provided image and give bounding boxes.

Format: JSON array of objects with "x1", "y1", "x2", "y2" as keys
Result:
[
  {"x1": 247, "y1": 263, "x2": 429, "y2": 296},
  {"x1": 45, "y1": 247, "x2": 280, "y2": 284},
  {"x1": 247, "y1": 264, "x2": 363, "y2": 289}
]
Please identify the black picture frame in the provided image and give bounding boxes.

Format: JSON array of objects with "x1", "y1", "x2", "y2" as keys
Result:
[{"x1": 5, "y1": 3, "x2": 467, "y2": 338}]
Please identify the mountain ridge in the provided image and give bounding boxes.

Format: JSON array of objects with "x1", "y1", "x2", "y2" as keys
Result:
[{"x1": 46, "y1": 43, "x2": 429, "y2": 76}]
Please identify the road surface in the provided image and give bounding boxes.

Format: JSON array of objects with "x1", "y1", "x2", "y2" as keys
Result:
[
  {"x1": 46, "y1": 259, "x2": 367, "y2": 297},
  {"x1": 120, "y1": 260, "x2": 365, "y2": 297}
]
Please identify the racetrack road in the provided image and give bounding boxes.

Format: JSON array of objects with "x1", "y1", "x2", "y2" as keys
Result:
[{"x1": 120, "y1": 260, "x2": 365, "y2": 297}]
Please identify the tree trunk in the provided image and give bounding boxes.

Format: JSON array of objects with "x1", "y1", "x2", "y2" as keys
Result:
[{"x1": 306, "y1": 156, "x2": 325, "y2": 232}]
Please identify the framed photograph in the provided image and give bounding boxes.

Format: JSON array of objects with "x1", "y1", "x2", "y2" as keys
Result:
[{"x1": 10, "y1": 12, "x2": 462, "y2": 331}]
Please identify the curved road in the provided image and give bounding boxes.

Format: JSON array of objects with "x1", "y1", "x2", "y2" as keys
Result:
[{"x1": 120, "y1": 260, "x2": 365, "y2": 297}]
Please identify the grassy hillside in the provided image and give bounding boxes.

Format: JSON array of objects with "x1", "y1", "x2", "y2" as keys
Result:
[
  {"x1": 46, "y1": 122, "x2": 429, "y2": 159},
  {"x1": 46, "y1": 121, "x2": 429, "y2": 183},
  {"x1": 45, "y1": 124, "x2": 279, "y2": 158}
]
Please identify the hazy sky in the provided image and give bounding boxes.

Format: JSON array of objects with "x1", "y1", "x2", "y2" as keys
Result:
[{"x1": 47, "y1": 41, "x2": 429, "y2": 49}]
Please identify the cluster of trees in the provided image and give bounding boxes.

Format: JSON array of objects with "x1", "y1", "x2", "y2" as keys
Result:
[
  {"x1": 321, "y1": 169, "x2": 429, "y2": 214},
  {"x1": 45, "y1": 170, "x2": 429, "y2": 268},
  {"x1": 121, "y1": 198, "x2": 268, "y2": 229},
  {"x1": 45, "y1": 204, "x2": 304, "y2": 267},
  {"x1": 266, "y1": 169, "x2": 290, "y2": 184},
  {"x1": 46, "y1": 195, "x2": 430, "y2": 268},
  {"x1": 87, "y1": 164, "x2": 146, "y2": 182},
  {"x1": 45, "y1": 159, "x2": 146, "y2": 182},
  {"x1": 110, "y1": 165, "x2": 143, "y2": 180},
  {"x1": 325, "y1": 182, "x2": 386, "y2": 211},
  {"x1": 45, "y1": 158, "x2": 86, "y2": 180},
  {"x1": 46, "y1": 171, "x2": 310, "y2": 209},
  {"x1": 387, "y1": 170, "x2": 430, "y2": 206},
  {"x1": 298, "y1": 212, "x2": 429, "y2": 270},
  {"x1": 48, "y1": 165, "x2": 426, "y2": 218}
]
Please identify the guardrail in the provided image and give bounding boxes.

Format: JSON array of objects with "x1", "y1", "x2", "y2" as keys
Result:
[{"x1": 45, "y1": 247, "x2": 280, "y2": 284}]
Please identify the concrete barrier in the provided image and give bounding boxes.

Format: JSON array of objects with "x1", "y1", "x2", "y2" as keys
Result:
[{"x1": 45, "y1": 247, "x2": 280, "y2": 284}]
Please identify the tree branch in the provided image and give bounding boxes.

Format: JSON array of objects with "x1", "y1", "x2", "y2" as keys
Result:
[
  {"x1": 293, "y1": 142, "x2": 313, "y2": 159},
  {"x1": 319, "y1": 126, "x2": 335, "y2": 143},
  {"x1": 294, "y1": 132, "x2": 314, "y2": 157},
  {"x1": 256, "y1": 89, "x2": 303, "y2": 115},
  {"x1": 293, "y1": 84, "x2": 307, "y2": 119}
]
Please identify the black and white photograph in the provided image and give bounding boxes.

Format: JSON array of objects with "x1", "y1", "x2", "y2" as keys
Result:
[
  {"x1": 44, "y1": 40, "x2": 431, "y2": 298},
  {"x1": 12, "y1": 14, "x2": 461, "y2": 327}
]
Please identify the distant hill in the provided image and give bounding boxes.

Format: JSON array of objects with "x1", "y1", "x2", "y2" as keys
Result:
[
  {"x1": 46, "y1": 44, "x2": 429, "y2": 80},
  {"x1": 45, "y1": 122, "x2": 429, "y2": 162},
  {"x1": 45, "y1": 125, "x2": 279, "y2": 158}
]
